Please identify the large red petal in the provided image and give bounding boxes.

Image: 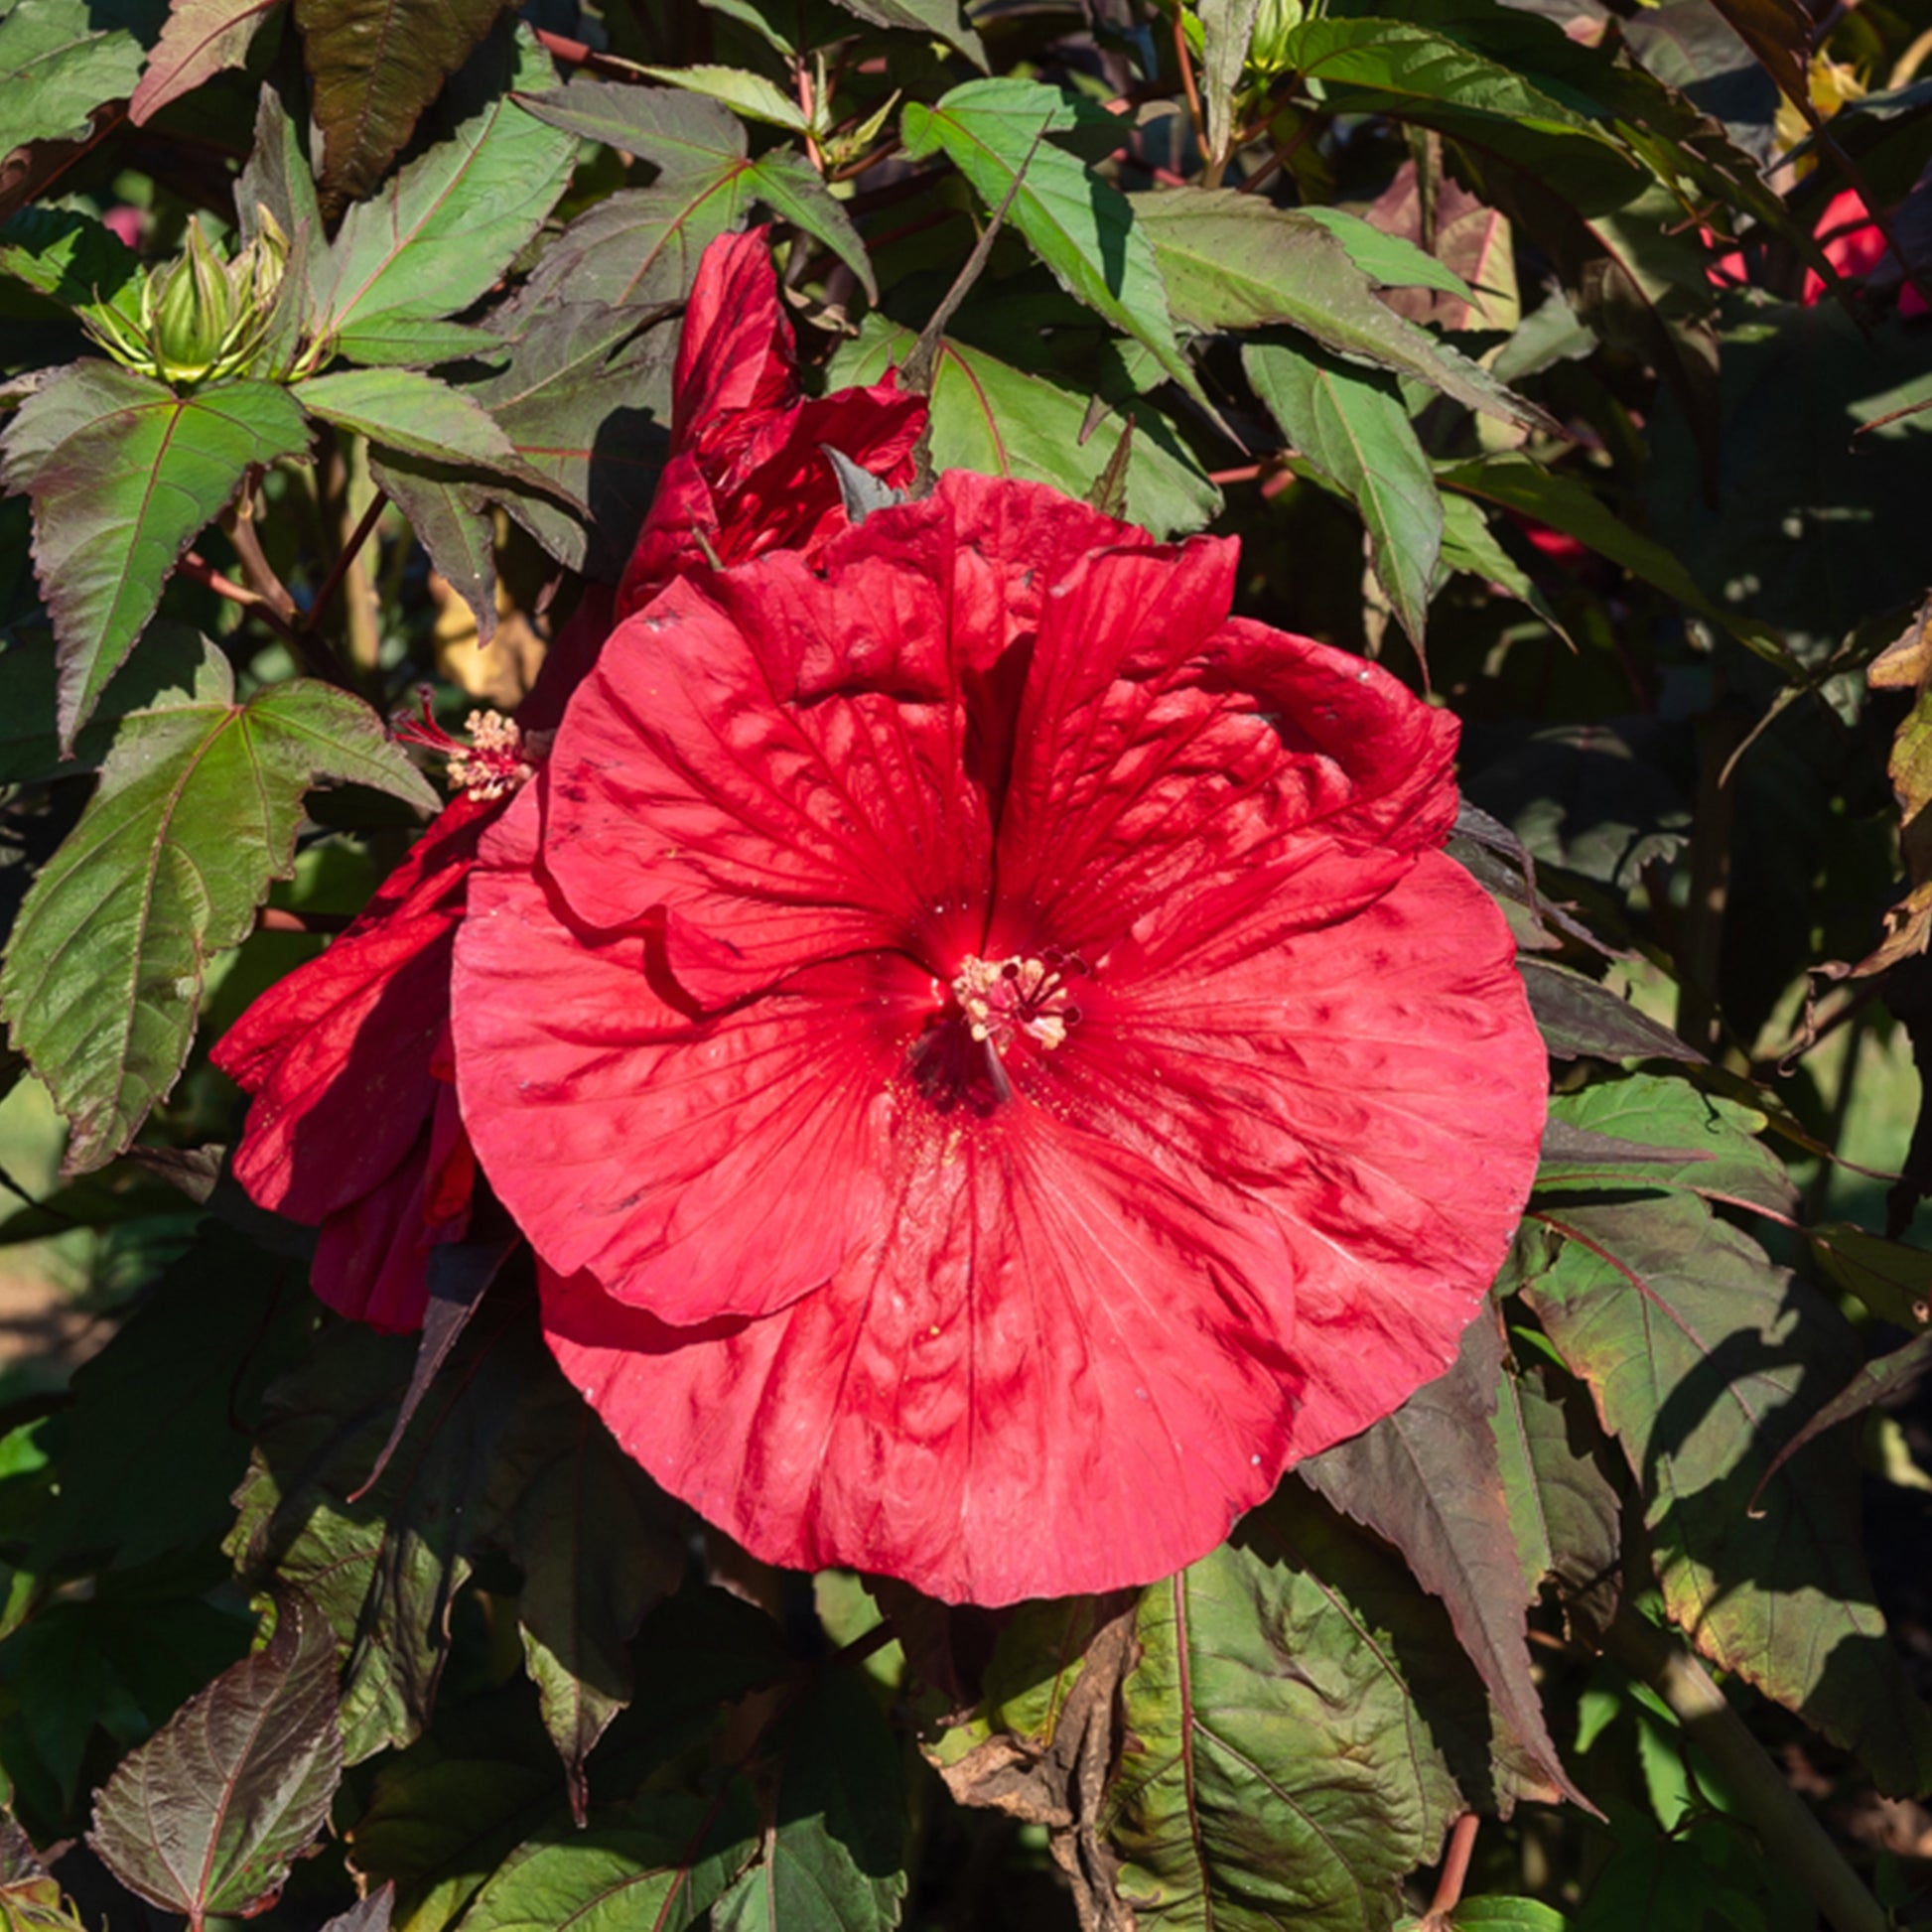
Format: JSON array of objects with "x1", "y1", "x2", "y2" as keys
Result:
[
  {"x1": 671, "y1": 227, "x2": 794, "y2": 441},
  {"x1": 311, "y1": 1138, "x2": 445, "y2": 1333},
  {"x1": 541, "y1": 564, "x2": 991, "y2": 1002},
  {"x1": 986, "y1": 547, "x2": 1459, "y2": 961},
  {"x1": 212, "y1": 799, "x2": 488, "y2": 1222},
  {"x1": 1046, "y1": 848, "x2": 1546, "y2": 1460},
  {"x1": 538, "y1": 1096, "x2": 1306, "y2": 1604},
  {"x1": 455, "y1": 786, "x2": 930, "y2": 1321}
]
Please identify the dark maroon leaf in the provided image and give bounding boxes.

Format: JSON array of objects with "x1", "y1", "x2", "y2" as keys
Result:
[
  {"x1": 347, "y1": 1220, "x2": 521, "y2": 1503},
  {"x1": 469, "y1": 297, "x2": 676, "y2": 576},
  {"x1": 1300, "y1": 1308, "x2": 1588, "y2": 1809},
  {"x1": 87, "y1": 1592, "x2": 344, "y2": 1931},
  {"x1": 1752, "y1": 1329, "x2": 1932, "y2": 1509},
  {"x1": 297, "y1": 0, "x2": 519, "y2": 216},
  {"x1": 321, "y1": 1880, "x2": 395, "y2": 1931},
  {"x1": 1703, "y1": 0, "x2": 1813, "y2": 107},
  {"x1": 1521, "y1": 959, "x2": 1702, "y2": 1064},
  {"x1": 498, "y1": 1398, "x2": 685, "y2": 1823},
  {"x1": 1526, "y1": 1185, "x2": 1932, "y2": 1794}
]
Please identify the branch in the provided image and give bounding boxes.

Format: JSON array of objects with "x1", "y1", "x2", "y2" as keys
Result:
[
  {"x1": 1603, "y1": 1607, "x2": 1888, "y2": 1932},
  {"x1": 221, "y1": 488, "x2": 299, "y2": 627},
  {"x1": 308, "y1": 489, "x2": 388, "y2": 635},
  {"x1": 257, "y1": 907, "x2": 354, "y2": 934},
  {"x1": 1419, "y1": 1814, "x2": 1479, "y2": 1930}
]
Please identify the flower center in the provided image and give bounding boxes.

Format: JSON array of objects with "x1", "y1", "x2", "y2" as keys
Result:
[
  {"x1": 905, "y1": 951, "x2": 1084, "y2": 1116},
  {"x1": 394, "y1": 691, "x2": 548, "y2": 801},
  {"x1": 447, "y1": 711, "x2": 540, "y2": 801},
  {"x1": 951, "y1": 954, "x2": 1077, "y2": 1056}
]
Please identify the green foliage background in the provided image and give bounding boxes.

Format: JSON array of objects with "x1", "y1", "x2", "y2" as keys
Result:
[{"x1": 1, "y1": 0, "x2": 1931, "y2": 1920}]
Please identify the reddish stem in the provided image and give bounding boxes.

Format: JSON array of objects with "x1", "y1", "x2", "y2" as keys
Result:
[
  {"x1": 1171, "y1": 7, "x2": 1205, "y2": 146},
  {"x1": 1422, "y1": 1813, "x2": 1480, "y2": 1927},
  {"x1": 309, "y1": 489, "x2": 389, "y2": 636},
  {"x1": 529, "y1": 26, "x2": 648, "y2": 80},
  {"x1": 258, "y1": 907, "x2": 354, "y2": 934}
]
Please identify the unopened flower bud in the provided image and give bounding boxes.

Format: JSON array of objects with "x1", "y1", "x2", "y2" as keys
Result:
[{"x1": 150, "y1": 217, "x2": 237, "y2": 382}]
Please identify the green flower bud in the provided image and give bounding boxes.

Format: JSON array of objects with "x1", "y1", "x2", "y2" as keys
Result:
[
  {"x1": 1247, "y1": 0, "x2": 1307, "y2": 77},
  {"x1": 150, "y1": 217, "x2": 237, "y2": 382}
]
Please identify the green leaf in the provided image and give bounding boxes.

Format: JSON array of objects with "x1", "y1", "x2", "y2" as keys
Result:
[
  {"x1": 503, "y1": 1402, "x2": 684, "y2": 1820},
  {"x1": 824, "y1": 0, "x2": 985, "y2": 68},
  {"x1": 0, "y1": 0, "x2": 146, "y2": 156},
  {"x1": 1807, "y1": 1223, "x2": 1932, "y2": 1331},
  {"x1": 453, "y1": 1792, "x2": 752, "y2": 1932},
  {"x1": 712, "y1": 1671, "x2": 906, "y2": 1932},
  {"x1": 1435, "y1": 490, "x2": 1572, "y2": 642},
  {"x1": 1401, "y1": 1900, "x2": 1571, "y2": 1932},
  {"x1": 1522, "y1": 1169, "x2": 1932, "y2": 1793},
  {"x1": 295, "y1": 366, "x2": 518, "y2": 468},
  {"x1": 1131, "y1": 190, "x2": 1546, "y2": 430},
  {"x1": 226, "y1": 1305, "x2": 522, "y2": 1763},
  {"x1": 29, "y1": 1223, "x2": 310, "y2": 1573},
  {"x1": 1109, "y1": 1485, "x2": 1488, "y2": 1932},
  {"x1": 0, "y1": 619, "x2": 210, "y2": 784},
  {"x1": 86, "y1": 1592, "x2": 344, "y2": 1930},
  {"x1": 517, "y1": 187, "x2": 742, "y2": 312},
  {"x1": 1274, "y1": 15, "x2": 1619, "y2": 167},
  {"x1": 233, "y1": 86, "x2": 324, "y2": 366},
  {"x1": 1197, "y1": 0, "x2": 1261, "y2": 166},
  {"x1": 1440, "y1": 455, "x2": 1792, "y2": 666},
  {"x1": 367, "y1": 449, "x2": 501, "y2": 640},
  {"x1": 738, "y1": 150, "x2": 875, "y2": 300},
  {"x1": 300, "y1": 0, "x2": 519, "y2": 215},
  {"x1": 1301, "y1": 1310, "x2": 1584, "y2": 1806},
  {"x1": 0, "y1": 206, "x2": 140, "y2": 317},
  {"x1": 1755, "y1": 1329, "x2": 1932, "y2": 1503},
  {"x1": 317, "y1": 28, "x2": 576, "y2": 341},
  {"x1": 513, "y1": 75, "x2": 747, "y2": 167},
  {"x1": 1537, "y1": 1074, "x2": 1793, "y2": 1219},
  {"x1": 347, "y1": 1754, "x2": 562, "y2": 1932},
  {"x1": 236, "y1": 80, "x2": 323, "y2": 246},
  {"x1": 0, "y1": 363, "x2": 311, "y2": 745},
  {"x1": 334, "y1": 318, "x2": 506, "y2": 368},
  {"x1": 829, "y1": 316, "x2": 1219, "y2": 539},
  {"x1": 1517, "y1": 960, "x2": 1699, "y2": 1065},
  {"x1": 1298, "y1": 205, "x2": 1478, "y2": 304},
  {"x1": 0, "y1": 641, "x2": 435, "y2": 1173},
  {"x1": 1246, "y1": 339, "x2": 1443, "y2": 657},
  {"x1": 900, "y1": 79, "x2": 1201, "y2": 405},
  {"x1": 921, "y1": 1596, "x2": 1113, "y2": 1771},
  {"x1": 635, "y1": 62, "x2": 810, "y2": 133},
  {"x1": 1494, "y1": 1354, "x2": 1623, "y2": 1643},
  {"x1": 128, "y1": 0, "x2": 283, "y2": 124}
]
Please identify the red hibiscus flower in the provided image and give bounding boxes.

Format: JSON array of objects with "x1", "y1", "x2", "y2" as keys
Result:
[
  {"x1": 451, "y1": 470, "x2": 1548, "y2": 1604},
  {"x1": 214, "y1": 229, "x2": 929, "y2": 1331},
  {"x1": 210, "y1": 608, "x2": 597, "y2": 1331},
  {"x1": 614, "y1": 227, "x2": 924, "y2": 621},
  {"x1": 1709, "y1": 187, "x2": 1928, "y2": 316}
]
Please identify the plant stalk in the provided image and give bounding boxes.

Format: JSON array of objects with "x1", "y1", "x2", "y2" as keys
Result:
[{"x1": 1604, "y1": 1608, "x2": 1887, "y2": 1932}]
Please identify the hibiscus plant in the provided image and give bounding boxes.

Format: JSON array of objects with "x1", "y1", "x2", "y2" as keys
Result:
[{"x1": 2, "y1": 0, "x2": 1932, "y2": 1923}]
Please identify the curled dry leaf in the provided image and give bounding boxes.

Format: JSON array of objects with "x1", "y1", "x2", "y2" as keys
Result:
[{"x1": 935, "y1": 1598, "x2": 1142, "y2": 1932}]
